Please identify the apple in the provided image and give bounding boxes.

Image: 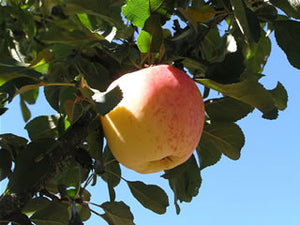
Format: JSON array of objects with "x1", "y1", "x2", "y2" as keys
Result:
[{"x1": 101, "y1": 65, "x2": 205, "y2": 174}]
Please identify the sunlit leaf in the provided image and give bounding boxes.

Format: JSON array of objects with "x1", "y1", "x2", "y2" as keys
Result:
[
  {"x1": 269, "y1": 82, "x2": 288, "y2": 110},
  {"x1": 197, "y1": 72, "x2": 278, "y2": 119}
]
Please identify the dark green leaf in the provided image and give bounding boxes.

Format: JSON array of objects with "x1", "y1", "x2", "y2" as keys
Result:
[
  {"x1": 101, "y1": 201, "x2": 135, "y2": 225},
  {"x1": 200, "y1": 122, "x2": 245, "y2": 160},
  {"x1": 255, "y1": 4, "x2": 278, "y2": 21},
  {"x1": 25, "y1": 115, "x2": 60, "y2": 140},
  {"x1": 205, "y1": 50, "x2": 245, "y2": 84},
  {"x1": 273, "y1": 20, "x2": 300, "y2": 69},
  {"x1": 270, "y1": 0, "x2": 300, "y2": 19},
  {"x1": 196, "y1": 137, "x2": 222, "y2": 170},
  {"x1": 0, "y1": 133, "x2": 28, "y2": 156},
  {"x1": 101, "y1": 145, "x2": 121, "y2": 187},
  {"x1": 162, "y1": 155, "x2": 201, "y2": 203},
  {"x1": 30, "y1": 200, "x2": 70, "y2": 225},
  {"x1": 20, "y1": 99, "x2": 31, "y2": 122},
  {"x1": 77, "y1": 60, "x2": 111, "y2": 91},
  {"x1": 76, "y1": 203, "x2": 91, "y2": 221},
  {"x1": 0, "y1": 148, "x2": 12, "y2": 181},
  {"x1": 94, "y1": 85, "x2": 123, "y2": 116},
  {"x1": 22, "y1": 197, "x2": 51, "y2": 215},
  {"x1": 7, "y1": 139, "x2": 56, "y2": 193},
  {"x1": 10, "y1": 213, "x2": 33, "y2": 225},
  {"x1": 86, "y1": 116, "x2": 104, "y2": 159},
  {"x1": 197, "y1": 72, "x2": 279, "y2": 119},
  {"x1": 137, "y1": 15, "x2": 163, "y2": 53},
  {"x1": 127, "y1": 181, "x2": 169, "y2": 214},
  {"x1": 74, "y1": 147, "x2": 93, "y2": 169},
  {"x1": 269, "y1": 82, "x2": 288, "y2": 110},
  {"x1": 230, "y1": 0, "x2": 261, "y2": 42},
  {"x1": 205, "y1": 97, "x2": 254, "y2": 122}
]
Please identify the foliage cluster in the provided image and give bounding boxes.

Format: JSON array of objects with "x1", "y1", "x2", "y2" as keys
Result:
[{"x1": 0, "y1": 0, "x2": 299, "y2": 224}]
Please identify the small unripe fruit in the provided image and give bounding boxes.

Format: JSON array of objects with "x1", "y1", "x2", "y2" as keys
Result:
[{"x1": 101, "y1": 65, "x2": 205, "y2": 174}]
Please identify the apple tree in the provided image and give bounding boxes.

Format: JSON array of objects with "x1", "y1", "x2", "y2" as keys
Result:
[{"x1": 0, "y1": 0, "x2": 299, "y2": 224}]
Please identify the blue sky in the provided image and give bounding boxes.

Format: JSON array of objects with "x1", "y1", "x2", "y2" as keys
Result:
[{"x1": 1, "y1": 33, "x2": 299, "y2": 225}]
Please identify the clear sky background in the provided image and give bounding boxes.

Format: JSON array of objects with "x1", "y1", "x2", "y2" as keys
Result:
[{"x1": 0, "y1": 32, "x2": 299, "y2": 225}]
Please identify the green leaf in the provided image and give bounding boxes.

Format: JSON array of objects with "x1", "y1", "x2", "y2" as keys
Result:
[
  {"x1": 255, "y1": 4, "x2": 278, "y2": 21},
  {"x1": 244, "y1": 30, "x2": 271, "y2": 73},
  {"x1": 205, "y1": 97, "x2": 254, "y2": 122},
  {"x1": 77, "y1": 60, "x2": 111, "y2": 91},
  {"x1": 101, "y1": 201, "x2": 134, "y2": 225},
  {"x1": 7, "y1": 139, "x2": 56, "y2": 193},
  {"x1": 0, "y1": 148, "x2": 12, "y2": 181},
  {"x1": 0, "y1": 59, "x2": 42, "y2": 86},
  {"x1": 127, "y1": 181, "x2": 169, "y2": 214},
  {"x1": 21, "y1": 87, "x2": 39, "y2": 105},
  {"x1": 25, "y1": 115, "x2": 61, "y2": 140},
  {"x1": 270, "y1": 0, "x2": 300, "y2": 19},
  {"x1": 22, "y1": 197, "x2": 51, "y2": 215},
  {"x1": 205, "y1": 50, "x2": 245, "y2": 84},
  {"x1": 269, "y1": 82, "x2": 288, "y2": 110},
  {"x1": 201, "y1": 122, "x2": 245, "y2": 160},
  {"x1": 273, "y1": 20, "x2": 300, "y2": 69},
  {"x1": 101, "y1": 145, "x2": 121, "y2": 187},
  {"x1": 30, "y1": 201, "x2": 70, "y2": 225},
  {"x1": 10, "y1": 213, "x2": 33, "y2": 225},
  {"x1": 93, "y1": 85, "x2": 123, "y2": 116},
  {"x1": 122, "y1": 0, "x2": 173, "y2": 28},
  {"x1": 137, "y1": 15, "x2": 163, "y2": 53},
  {"x1": 197, "y1": 72, "x2": 279, "y2": 119},
  {"x1": 20, "y1": 99, "x2": 31, "y2": 122},
  {"x1": 230, "y1": 0, "x2": 261, "y2": 42},
  {"x1": 162, "y1": 155, "x2": 201, "y2": 204},
  {"x1": 0, "y1": 133, "x2": 28, "y2": 155},
  {"x1": 196, "y1": 137, "x2": 222, "y2": 170},
  {"x1": 86, "y1": 116, "x2": 104, "y2": 159}
]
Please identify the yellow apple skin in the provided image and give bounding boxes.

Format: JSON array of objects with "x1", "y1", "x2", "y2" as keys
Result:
[{"x1": 101, "y1": 65, "x2": 205, "y2": 174}]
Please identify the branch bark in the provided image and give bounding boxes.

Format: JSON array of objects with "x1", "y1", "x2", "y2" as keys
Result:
[{"x1": 0, "y1": 109, "x2": 98, "y2": 222}]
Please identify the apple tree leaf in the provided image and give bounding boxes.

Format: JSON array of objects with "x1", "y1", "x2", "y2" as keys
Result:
[
  {"x1": 0, "y1": 148, "x2": 12, "y2": 181},
  {"x1": 93, "y1": 85, "x2": 123, "y2": 116},
  {"x1": 30, "y1": 200, "x2": 69, "y2": 225},
  {"x1": 273, "y1": 20, "x2": 300, "y2": 69},
  {"x1": 122, "y1": 0, "x2": 173, "y2": 28},
  {"x1": 269, "y1": 82, "x2": 288, "y2": 110},
  {"x1": 24, "y1": 115, "x2": 61, "y2": 141},
  {"x1": 100, "y1": 201, "x2": 134, "y2": 225},
  {"x1": 137, "y1": 15, "x2": 163, "y2": 53},
  {"x1": 198, "y1": 122, "x2": 245, "y2": 162},
  {"x1": 205, "y1": 97, "x2": 254, "y2": 122},
  {"x1": 270, "y1": 0, "x2": 300, "y2": 19},
  {"x1": 162, "y1": 154, "x2": 201, "y2": 211},
  {"x1": 244, "y1": 30, "x2": 271, "y2": 73},
  {"x1": 230, "y1": 0, "x2": 261, "y2": 42},
  {"x1": 127, "y1": 181, "x2": 169, "y2": 214},
  {"x1": 197, "y1": 72, "x2": 279, "y2": 119}
]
